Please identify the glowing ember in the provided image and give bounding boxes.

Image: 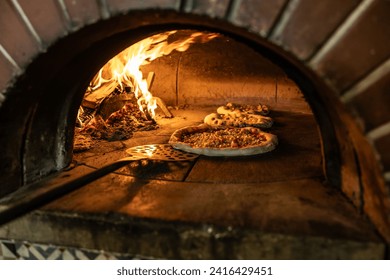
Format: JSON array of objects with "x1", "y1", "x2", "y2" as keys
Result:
[{"x1": 83, "y1": 30, "x2": 218, "y2": 121}]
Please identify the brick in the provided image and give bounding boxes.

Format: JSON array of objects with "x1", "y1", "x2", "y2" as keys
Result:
[
  {"x1": 63, "y1": 0, "x2": 101, "y2": 28},
  {"x1": 18, "y1": 0, "x2": 68, "y2": 46},
  {"x1": 189, "y1": 0, "x2": 230, "y2": 18},
  {"x1": 0, "y1": 1, "x2": 40, "y2": 68},
  {"x1": 374, "y1": 133, "x2": 390, "y2": 171},
  {"x1": 0, "y1": 54, "x2": 17, "y2": 94},
  {"x1": 270, "y1": 0, "x2": 360, "y2": 60},
  {"x1": 230, "y1": 0, "x2": 287, "y2": 37},
  {"x1": 346, "y1": 72, "x2": 390, "y2": 132},
  {"x1": 310, "y1": 0, "x2": 390, "y2": 92},
  {"x1": 107, "y1": 0, "x2": 180, "y2": 15}
]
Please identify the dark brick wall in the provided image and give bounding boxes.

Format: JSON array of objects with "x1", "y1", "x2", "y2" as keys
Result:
[
  {"x1": 107, "y1": 0, "x2": 180, "y2": 14},
  {"x1": 269, "y1": 0, "x2": 361, "y2": 60},
  {"x1": 0, "y1": 1, "x2": 40, "y2": 68},
  {"x1": 17, "y1": 0, "x2": 68, "y2": 47},
  {"x1": 309, "y1": 0, "x2": 390, "y2": 92},
  {"x1": 230, "y1": 0, "x2": 288, "y2": 36},
  {"x1": 345, "y1": 66, "x2": 390, "y2": 132},
  {"x1": 63, "y1": 0, "x2": 101, "y2": 28},
  {"x1": 374, "y1": 132, "x2": 390, "y2": 172},
  {"x1": 0, "y1": 52, "x2": 17, "y2": 92}
]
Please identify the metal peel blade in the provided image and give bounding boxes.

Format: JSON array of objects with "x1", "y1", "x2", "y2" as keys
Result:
[{"x1": 125, "y1": 144, "x2": 199, "y2": 161}]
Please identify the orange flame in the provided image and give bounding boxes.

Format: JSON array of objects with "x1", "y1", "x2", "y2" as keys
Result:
[{"x1": 87, "y1": 30, "x2": 218, "y2": 118}]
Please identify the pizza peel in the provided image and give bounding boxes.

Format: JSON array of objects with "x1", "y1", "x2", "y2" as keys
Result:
[
  {"x1": 0, "y1": 144, "x2": 198, "y2": 226},
  {"x1": 125, "y1": 144, "x2": 199, "y2": 161}
]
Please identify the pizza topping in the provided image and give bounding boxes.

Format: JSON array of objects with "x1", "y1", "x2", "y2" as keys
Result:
[
  {"x1": 180, "y1": 127, "x2": 267, "y2": 149},
  {"x1": 217, "y1": 102, "x2": 270, "y2": 117},
  {"x1": 204, "y1": 112, "x2": 273, "y2": 128}
]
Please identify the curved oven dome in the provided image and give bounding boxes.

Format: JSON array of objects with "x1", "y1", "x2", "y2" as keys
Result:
[{"x1": 0, "y1": 1, "x2": 389, "y2": 258}]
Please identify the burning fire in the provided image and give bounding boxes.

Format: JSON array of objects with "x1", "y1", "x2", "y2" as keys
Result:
[{"x1": 79, "y1": 30, "x2": 218, "y2": 125}]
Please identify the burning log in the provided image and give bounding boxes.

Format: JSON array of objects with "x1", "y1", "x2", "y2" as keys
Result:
[
  {"x1": 155, "y1": 97, "x2": 173, "y2": 118},
  {"x1": 146, "y1": 72, "x2": 155, "y2": 90},
  {"x1": 146, "y1": 72, "x2": 173, "y2": 118},
  {"x1": 82, "y1": 82, "x2": 117, "y2": 109},
  {"x1": 74, "y1": 72, "x2": 161, "y2": 148}
]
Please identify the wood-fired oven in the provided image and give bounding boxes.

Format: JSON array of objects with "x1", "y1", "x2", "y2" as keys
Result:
[{"x1": 0, "y1": 0, "x2": 389, "y2": 259}]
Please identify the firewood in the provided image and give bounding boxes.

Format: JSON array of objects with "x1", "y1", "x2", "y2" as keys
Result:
[
  {"x1": 146, "y1": 72, "x2": 155, "y2": 89},
  {"x1": 155, "y1": 97, "x2": 173, "y2": 118},
  {"x1": 82, "y1": 82, "x2": 117, "y2": 109}
]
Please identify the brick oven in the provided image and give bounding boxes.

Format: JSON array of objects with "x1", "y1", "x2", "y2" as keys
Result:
[{"x1": 0, "y1": 0, "x2": 389, "y2": 259}]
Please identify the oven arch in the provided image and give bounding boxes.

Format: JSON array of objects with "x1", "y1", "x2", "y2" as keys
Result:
[{"x1": 0, "y1": 2, "x2": 388, "y2": 242}]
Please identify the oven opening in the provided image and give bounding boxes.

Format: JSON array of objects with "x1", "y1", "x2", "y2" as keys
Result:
[{"x1": 72, "y1": 29, "x2": 317, "y2": 185}]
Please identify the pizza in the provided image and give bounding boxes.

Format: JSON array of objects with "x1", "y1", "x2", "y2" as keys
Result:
[
  {"x1": 169, "y1": 124, "x2": 278, "y2": 156},
  {"x1": 217, "y1": 102, "x2": 270, "y2": 117},
  {"x1": 204, "y1": 112, "x2": 273, "y2": 128}
]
